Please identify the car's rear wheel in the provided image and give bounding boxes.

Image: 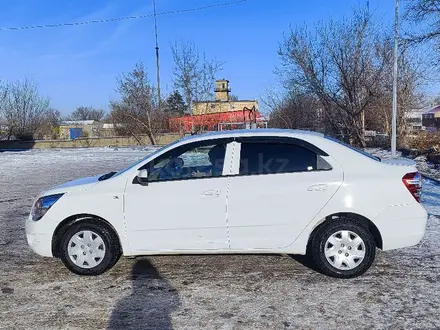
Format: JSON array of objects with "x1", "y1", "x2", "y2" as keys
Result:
[
  {"x1": 59, "y1": 221, "x2": 121, "y2": 276},
  {"x1": 309, "y1": 219, "x2": 376, "y2": 278}
]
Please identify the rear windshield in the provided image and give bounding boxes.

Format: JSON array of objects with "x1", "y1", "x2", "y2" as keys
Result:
[{"x1": 325, "y1": 136, "x2": 380, "y2": 161}]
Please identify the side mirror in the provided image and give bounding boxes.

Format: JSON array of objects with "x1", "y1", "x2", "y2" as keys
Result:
[{"x1": 136, "y1": 169, "x2": 149, "y2": 186}]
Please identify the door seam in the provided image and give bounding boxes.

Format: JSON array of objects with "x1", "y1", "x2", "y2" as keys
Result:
[
  {"x1": 122, "y1": 177, "x2": 134, "y2": 254},
  {"x1": 285, "y1": 159, "x2": 345, "y2": 249},
  {"x1": 225, "y1": 142, "x2": 236, "y2": 248}
]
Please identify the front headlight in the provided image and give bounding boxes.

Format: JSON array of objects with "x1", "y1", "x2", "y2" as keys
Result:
[{"x1": 31, "y1": 194, "x2": 64, "y2": 221}]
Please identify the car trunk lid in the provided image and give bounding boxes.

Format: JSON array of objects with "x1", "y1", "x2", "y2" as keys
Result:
[{"x1": 380, "y1": 157, "x2": 416, "y2": 166}]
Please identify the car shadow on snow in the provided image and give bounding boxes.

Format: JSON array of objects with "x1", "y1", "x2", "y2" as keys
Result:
[
  {"x1": 108, "y1": 259, "x2": 180, "y2": 330},
  {"x1": 288, "y1": 254, "x2": 323, "y2": 274}
]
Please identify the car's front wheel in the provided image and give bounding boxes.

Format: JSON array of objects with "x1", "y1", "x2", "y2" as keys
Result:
[
  {"x1": 59, "y1": 220, "x2": 121, "y2": 276},
  {"x1": 309, "y1": 219, "x2": 376, "y2": 278}
]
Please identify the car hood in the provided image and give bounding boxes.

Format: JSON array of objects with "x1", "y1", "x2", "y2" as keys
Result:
[{"x1": 41, "y1": 174, "x2": 102, "y2": 197}]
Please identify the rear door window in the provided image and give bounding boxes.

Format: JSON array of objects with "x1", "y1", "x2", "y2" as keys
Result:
[{"x1": 239, "y1": 141, "x2": 330, "y2": 175}]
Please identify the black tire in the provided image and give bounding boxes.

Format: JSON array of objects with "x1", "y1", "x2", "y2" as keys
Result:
[
  {"x1": 59, "y1": 220, "x2": 121, "y2": 276},
  {"x1": 308, "y1": 218, "x2": 376, "y2": 278}
]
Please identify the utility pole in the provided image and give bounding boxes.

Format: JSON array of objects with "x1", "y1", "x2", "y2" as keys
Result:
[
  {"x1": 391, "y1": 0, "x2": 399, "y2": 158},
  {"x1": 362, "y1": 0, "x2": 369, "y2": 140},
  {"x1": 153, "y1": 0, "x2": 161, "y2": 107}
]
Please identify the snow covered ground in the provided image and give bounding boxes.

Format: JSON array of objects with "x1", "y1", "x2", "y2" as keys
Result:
[{"x1": 0, "y1": 147, "x2": 440, "y2": 330}]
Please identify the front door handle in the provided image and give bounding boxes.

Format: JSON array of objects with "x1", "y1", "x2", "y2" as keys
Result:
[
  {"x1": 307, "y1": 184, "x2": 327, "y2": 192},
  {"x1": 202, "y1": 189, "x2": 221, "y2": 197}
]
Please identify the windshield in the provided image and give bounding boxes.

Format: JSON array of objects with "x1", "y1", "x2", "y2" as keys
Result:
[{"x1": 325, "y1": 136, "x2": 380, "y2": 161}]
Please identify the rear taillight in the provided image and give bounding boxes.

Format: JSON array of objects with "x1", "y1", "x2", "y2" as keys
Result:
[{"x1": 402, "y1": 172, "x2": 422, "y2": 203}]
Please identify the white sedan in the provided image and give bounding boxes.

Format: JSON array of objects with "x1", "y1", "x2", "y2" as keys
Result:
[{"x1": 26, "y1": 129, "x2": 427, "y2": 278}]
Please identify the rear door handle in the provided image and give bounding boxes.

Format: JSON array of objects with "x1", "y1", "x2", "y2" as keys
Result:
[
  {"x1": 202, "y1": 189, "x2": 221, "y2": 197},
  {"x1": 307, "y1": 184, "x2": 327, "y2": 192}
]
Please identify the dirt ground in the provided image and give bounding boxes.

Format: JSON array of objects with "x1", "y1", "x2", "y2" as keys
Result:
[{"x1": 1, "y1": 148, "x2": 440, "y2": 330}]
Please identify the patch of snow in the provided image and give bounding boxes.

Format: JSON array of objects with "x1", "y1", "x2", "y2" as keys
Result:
[{"x1": 421, "y1": 178, "x2": 440, "y2": 216}]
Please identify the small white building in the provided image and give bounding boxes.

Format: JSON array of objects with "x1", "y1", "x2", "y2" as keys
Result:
[
  {"x1": 59, "y1": 120, "x2": 102, "y2": 139},
  {"x1": 405, "y1": 109, "x2": 426, "y2": 131}
]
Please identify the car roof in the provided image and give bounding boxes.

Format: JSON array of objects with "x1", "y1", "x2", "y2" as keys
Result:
[{"x1": 178, "y1": 129, "x2": 324, "y2": 144}]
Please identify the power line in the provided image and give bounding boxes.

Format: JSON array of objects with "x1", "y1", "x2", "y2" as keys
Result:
[{"x1": 0, "y1": 0, "x2": 248, "y2": 32}]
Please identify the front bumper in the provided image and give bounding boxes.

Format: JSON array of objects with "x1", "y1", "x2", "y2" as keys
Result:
[{"x1": 25, "y1": 216, "x2": 54, "y2": 257}]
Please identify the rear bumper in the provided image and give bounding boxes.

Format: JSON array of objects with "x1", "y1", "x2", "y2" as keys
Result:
[{"x1": 374, "y1": 204, "x2": 428, "y2": 251}]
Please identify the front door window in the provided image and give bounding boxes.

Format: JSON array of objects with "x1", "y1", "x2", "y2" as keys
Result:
[{"x1": 147, "y1": 141, "x2": 228, "y2": 182}]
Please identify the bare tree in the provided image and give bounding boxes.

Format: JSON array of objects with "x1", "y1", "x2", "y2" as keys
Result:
[
  {"x1": 171, "y1": 41, "x2": 223, "y2": 131},
  {"x1": 110, "y1": 62, "x2": 167, "y2": 145},
  {"x1": 267, "y1": 90, "x2": 324, "y2": 131},
  {"x1": 35, "y1": 108, "x2": 61, "y2": 140},
  {"x1": 196, "y1": 53, "x2": 223, "y2": 103},
  {"x1": 228, "y1": 94, "x2": 239, "y2": 101},
  {"x1": 0, "y1": 78, "x2": 51, "y2": 140},
  {"x1": 405, "y1": 0, "x2": 440, "y2": 44},
  {"x1": 0, "y1": 81, "x2": 7, "y2": 139},
  {"x1": 172, "y1": 41, "x2": 200, "y2": 115},
  {"x1": 276, "y1": 7, "x2": 426, "y2": 146},
  {"x1": 68, "y1": 106, "x2": 106, "y2": 121},
  {"x1": 366, "y1": 44, "x2": 425, "y2": 142},
  {"x1": 278, "y1": 9, "x2": 398, "y2": 146}
]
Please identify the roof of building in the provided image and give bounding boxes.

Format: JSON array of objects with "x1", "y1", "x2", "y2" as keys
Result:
[
  {"x1": 170, "y1": 109, "x2": 261, "y2": 120},
  {"x1": 193, "y1": 99, "x2": 258, "y2": 103},
  {"x1": 406, "y1": 111, "x2": 424, "y2": 118},
  {"x1": 426, "y1": 105, "x2": 440, "y2": 113},
  {"x1": 60, "y1": 120, "x2": 97, "y2": 126},
  {"x1": 407, "y1": 104, "x2": 440, "y2": 117},
  {"x1": 102, "y1": 123, "x2": 124, "y2": 129}
]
